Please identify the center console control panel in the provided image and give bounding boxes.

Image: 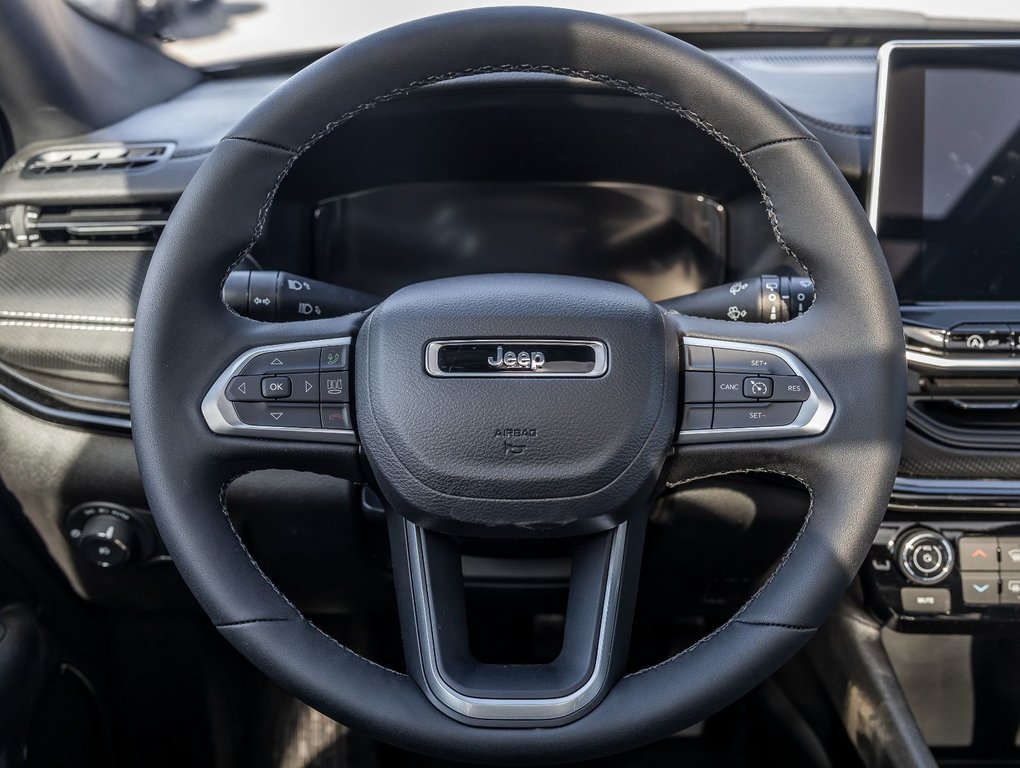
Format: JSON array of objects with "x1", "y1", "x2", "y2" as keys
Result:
[
  {"x1": 202, "y1": 337, "x2": 357, "y2": 443},
  {"x1": 867, "y1": 521, "x2": 1020, "y2": 628}
]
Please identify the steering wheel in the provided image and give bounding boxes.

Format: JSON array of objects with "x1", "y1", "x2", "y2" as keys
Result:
[{"x1": 131, "y1": 7, "x2": 904, "y2": 764}]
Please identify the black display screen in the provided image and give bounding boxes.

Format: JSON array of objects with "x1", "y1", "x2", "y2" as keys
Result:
[
  {"x1": 873, "y1": 44, "x2": 1020, "y2": 303},
  {"x1": 313, "y1": 182, "x2": 727, "y2": 302}
]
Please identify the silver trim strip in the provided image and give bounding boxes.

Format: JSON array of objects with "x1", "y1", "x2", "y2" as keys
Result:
[
  {"x1": 676, "y1": 337, "x2": 834, "y2": 444},
  {"x1": 405, "y1": 519, "x2": 626, "y2": 722},
  {"x1": 424, "y1": 339, "x2": 608, "y2": 378},
  {"x1": 201, "y1": 336, "x2": 357, "y2": 444},
  {"x1": 893, "y1": 477, "x2": 1020, "y2": 498},
  {"x1": 869, "y1": 39, "x2": 1020, "y2": 232},
  {"x1": 906, "y1": 348, "x2": 1020, "y2": 371}
]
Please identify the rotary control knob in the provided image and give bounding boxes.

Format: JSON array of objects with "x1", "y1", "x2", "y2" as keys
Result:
[
  {"x1": 898, "y1": 529, "x2": 954, "y2": 585},
  {"x1": 78, "y1": 514, "x2": 138, "y2": 567}
]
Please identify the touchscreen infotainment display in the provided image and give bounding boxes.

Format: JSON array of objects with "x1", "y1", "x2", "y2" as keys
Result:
[{"x1": 871, "y1": 43, "x2": 1020, "y2": 303}]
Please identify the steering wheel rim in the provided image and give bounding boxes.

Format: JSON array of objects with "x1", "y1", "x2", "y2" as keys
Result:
[{"x1": 131, "y1": 7, "x2": 905, "y2": 764}]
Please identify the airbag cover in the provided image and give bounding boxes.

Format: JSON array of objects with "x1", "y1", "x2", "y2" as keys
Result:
[{"x1": 355, "y1": 274, "x2": 677, "y2": 535}]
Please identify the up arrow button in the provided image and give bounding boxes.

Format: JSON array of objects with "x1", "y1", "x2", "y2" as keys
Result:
[{"x1": 240, "y1": 348, "x2": 320, "y2": 375}]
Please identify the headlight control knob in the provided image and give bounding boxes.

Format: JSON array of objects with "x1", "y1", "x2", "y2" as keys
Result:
[
  {"x1": 78, "y1": 514, "x2": 138, "y2": 568},
  {"x1": 898, "y1": 529, "x2": 954, "y2": 585}
]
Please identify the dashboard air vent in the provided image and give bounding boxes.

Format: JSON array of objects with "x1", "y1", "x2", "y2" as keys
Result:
[
  {"x1": 2, "y1": 203, "x2": 173, "y2": 247},
  {"x1": 24, "y1": 143, "x2": 173, "y2": 175}
]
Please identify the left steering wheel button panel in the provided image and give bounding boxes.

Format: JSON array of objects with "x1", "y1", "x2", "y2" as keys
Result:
[
  {"x1": 233, "y1": 403, "x2": 322, "y2": 428},
  {"x1": 203, "y1": 338, "x2": 357, "y2": 442}
]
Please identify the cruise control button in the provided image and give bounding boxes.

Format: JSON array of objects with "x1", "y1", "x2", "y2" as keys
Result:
[
  {"x1": 225, "y1": 375, "x2": 262, "y2": 402},
  {"x1": 233, "y1": 403, "x2": 321, "y2": 428},
  {"x1": 997, "y1": 538, "x2": 1020, "y2": 571},
  {"x1": 713, "y1": 348, "x2": 794, "y2": 376},
  {"x1": 684, "y1": 372, "x2": 714, "y2": 403},
  {"x1": 261, "y1": 376, "x2": 291, "y2": 399},
  {"x1": 715, "y1": 373, "x2": 748, "y2": 402},
  {"x1": 680, "y1": 404, "x2": 713, "y2": 431},
  {"x1": 320, "y1": 372, "x2": 350, "y2": 402},
  {"x1": 958, "y1": 537, "x2": 998, "y2": 571},
  {"x1": 320, "y1": 345, "x2": 349, "y2": 371},
  {"x1": 742, "y1": 377, "x2": 773, "y2": 399},
  {"x1": 320, "y1": 405, "x2": 352, "y2": 430},
  {"x1": 900, "y1": 587, "x2": 951, "y2": 614},
  {"x1": 962, "y1": 574, "x2": 999, "y2": 606},
  {"x1": 771, "y1": 376, "x2": 810, "y2": 402},
  {"x1": 684, "y1": 344, "x2": 713, "y2": 372},
  {"x1": 240, "y1": 348, "x2": 320, "y2": 375},
  {"x1": 287, "y1": 372, "x2": 319, "y2": 402},
  {"x1": 713, "y1": 402, "x2": 801, "y2": 429}
]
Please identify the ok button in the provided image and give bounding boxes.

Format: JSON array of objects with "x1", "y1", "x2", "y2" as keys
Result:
[{"x1": 261, "y1": 376, "x2": 292, "y2": 399}]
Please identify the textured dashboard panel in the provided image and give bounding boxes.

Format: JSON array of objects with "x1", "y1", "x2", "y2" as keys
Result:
[
  {"x1": 0, "y1": 248, "x2": 148, "y2": 383},
  {"x1": 900, "y1": 426, "x2": 1020, "y2": 480}
]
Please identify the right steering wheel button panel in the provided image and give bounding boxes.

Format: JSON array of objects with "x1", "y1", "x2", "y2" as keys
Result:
[{"x1": 677, "y1": 338, "x2": 831, "y2": 441}]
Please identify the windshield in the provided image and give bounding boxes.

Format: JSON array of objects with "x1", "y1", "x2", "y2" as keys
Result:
[{"x1": 67, "y1": 0, "x2": 1020, "y2": 67}]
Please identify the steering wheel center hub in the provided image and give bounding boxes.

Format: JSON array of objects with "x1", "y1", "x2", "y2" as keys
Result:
[{"x1": 354, "y1": 274, "x2": 678, "y2": 535}]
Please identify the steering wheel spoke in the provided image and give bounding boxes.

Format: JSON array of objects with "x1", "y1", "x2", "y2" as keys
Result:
[{"x1": 388, "y1": 512, "x2": 647, "y2": 727}]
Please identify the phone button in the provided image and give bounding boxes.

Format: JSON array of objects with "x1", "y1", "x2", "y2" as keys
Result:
[{"x1": 320, "y1": 405, "x2": 352, "y2": 430}]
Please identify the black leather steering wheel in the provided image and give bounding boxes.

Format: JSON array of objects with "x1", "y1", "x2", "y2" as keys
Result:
[{"x1": 131, "y1": 7, "x2": 905, "y2": 764}]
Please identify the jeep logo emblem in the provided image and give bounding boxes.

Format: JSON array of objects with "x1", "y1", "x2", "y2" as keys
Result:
[
  {"x1": 486, "y1": 346, "x2": 546, "y2": 371},
  {"x1": 425, "y1": 340, "x2": 608, "y2": 378}
]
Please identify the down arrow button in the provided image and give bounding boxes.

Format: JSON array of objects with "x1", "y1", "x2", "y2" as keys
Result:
[{"x1": 233, "y1": 403, "x2": 321, "y2": 428}]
